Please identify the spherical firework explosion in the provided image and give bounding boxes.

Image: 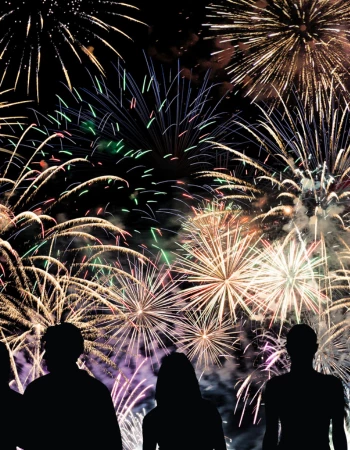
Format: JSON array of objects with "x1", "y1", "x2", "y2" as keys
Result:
[
  {"x1": 206, "y1": 0, "x2": 350, "y2": 103},
  {"x1": 174, "y1": 202, "x2": 261, "y2": 322},
  {"x1": 252, "y1": 237, "x2": 327, "y2": 324},
  {"x1": 49, "y1": 57, "x2": 234, "y2": 175},
  {"x1": 106, "y1": 255, "x2": 181, "y2": 363},
  {"x1": 0, "y1": 0, "x2": 144, "y2": 100},
  {"x1": 176, "y1": 311, "x2": 238, "y2": 367}
]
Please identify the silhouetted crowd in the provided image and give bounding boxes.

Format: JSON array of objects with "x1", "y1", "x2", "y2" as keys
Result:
[{"x1": 0, "y1": 323, "x2": 347, "y2": 450}]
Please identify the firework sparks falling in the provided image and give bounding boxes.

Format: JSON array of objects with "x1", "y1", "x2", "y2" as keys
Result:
[
  {"x1": 0, "y1": 0, "x2": 145, "y2": 101},
  {"x1": 235, "y1": 330, "x2": 289, "y2": 426},
  {"x1": 112, "y1": 359, "x2": 153, "y2": 424},
  {"x1": 206, "y1": 0, "x2": 350, "y2": 103},
  {"x1": 49, "y1": 57, "x2": 234, "y2": 175},
  {"x1": 0, "y1": 127, "x2": 150, "y2": 389}
]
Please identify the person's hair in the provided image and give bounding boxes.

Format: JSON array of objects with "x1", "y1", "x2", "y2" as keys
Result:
[
  {"x1": 43, "y1": 323, "x2": 84, "y2": 359},
  {"x1": 0, "y1": 341, "x2": 11, "y2": 383},
  {"x1": 155, "y1": 352, "x2": 202, "y2": 408}
]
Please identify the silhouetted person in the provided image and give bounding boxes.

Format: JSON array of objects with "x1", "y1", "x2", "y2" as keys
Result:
[
  {"x1": 143, "y1": 352, "x2": 227, "y2": 450},
  {"x1": 0, "y1": 342, "x2": 22, "y2": 450},
  {"x1": 23, "y1": 323, "x2": 122, "y2": 450},
  {"x1": 263, "y1": 324, "x2": 347, "y2": 450}
]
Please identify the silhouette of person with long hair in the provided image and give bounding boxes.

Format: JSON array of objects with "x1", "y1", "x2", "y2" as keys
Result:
[
  {"x1": 23, "y1": 323, "x2": 122, "y2": 450},
  {"x1": 263, "y1": 324, "x2": 347, "y2": 450},
  {"x1": 142, "y1": 352, "x2": 227, "y2": 450},
  {"x1": 0, "y1": 341, "x2": 22, "y2": 450}
]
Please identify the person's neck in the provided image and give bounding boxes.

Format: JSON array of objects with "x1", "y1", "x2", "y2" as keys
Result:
[
  {"x1": 50, "y1": 363, "x2": 80, "y2": 375},
  {"x1": 290, "y1": 361, "x2": 315, "y2": 374}
]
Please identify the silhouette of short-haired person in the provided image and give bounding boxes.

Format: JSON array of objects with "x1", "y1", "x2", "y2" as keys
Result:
[
  {"x1": 0, "y1": 342, "x2": 23, "y2": 450},
  {"x1": 142, "y1": 352, "x2": 227, "y2": 450},
  {"x1": 263, "y1": 324, "x2": 347, "y2": 450},
  {"x1": 23, "y1": 323, "x2": 122, "y2": 450}
]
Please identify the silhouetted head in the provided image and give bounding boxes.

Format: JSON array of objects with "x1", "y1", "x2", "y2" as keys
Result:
[
  {"x1": 0, "y1": 342, "x2": 10, "y2": 385},
  {"x1": 155, "y1": 352, "x2": 202, "y2": 408},
  {"x1": 43, "y1": 323, "x2": 84, "y2": 373},
  {"x1": 286, "y1": 324, "x2": 318, "y2": 367}
]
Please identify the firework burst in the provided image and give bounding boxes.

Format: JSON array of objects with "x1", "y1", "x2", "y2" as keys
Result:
[
  {"x1": 174, "y1": 203, "x2": 261, "y2": 322},
  {"x1": 252, "y1": 237, "x2": 327, "y2": 324},
  {"x1": 48, "y1": 57, "x2": 234, "y2": 175},
  {"x1": 206, "y1": 0, "x2": 350, "y2": 103},
  {"x1": 105, "y1": 255, "x2": 181, "y2": 363},
  {"x1": 0, "y1": 0, "x2": 145, "y2": 100},
  {"x1": 0, "y1": 127, "x2": 149, "y2": 390},
  {"x1": 201, "y1": 91, "x2": 350, "y2": 279},
  {"x1": 176, "y1": 311, "x2": 238, "y2": 367}
]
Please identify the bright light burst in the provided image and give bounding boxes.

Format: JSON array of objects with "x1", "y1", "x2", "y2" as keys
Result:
[
  {"x1": 206, "y1": 0, "x2": 350, "y2": 103},
  {"x1": 313, "y1": 318, "x2": 350, "y2": 382},
  {"x1": 202, "y1": 90, "x2": 350, "y2": 272},
  {"x1": 0, "y1": 0, "x2": 145, "y2": 101},
  {"x1": 120, "y1": 411, "x2": 145, "y2": 450},
  {"x1": 0, "y1": 243, "x2": 129, "y2": 391},
  {"x1": 176, "y1": 311, "x2": 238, "y2": 367},
  {"x1": 252, "y1": 237, "x2": 327, "y2": 324},
  {"x1": 105, "y1": 255, "x2": 181, "y2": 363},
  {"x1": 174, "y1": 202, "x2": 261, "y2": 322}
]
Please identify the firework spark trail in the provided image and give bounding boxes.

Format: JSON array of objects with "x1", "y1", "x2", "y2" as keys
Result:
[
  {"x1": 0, "y1": 126, "x2": 152, "y2": 390},
  {"x1": 112, "y1": 359, "x2": 153, "y2": 424},
  {"x1": 103, "y1": 255, "x2": 181, "y2": 363},
  {"x1": 176, "y1": 311, "x2": 238, "y2": 367},
  {"x1": 250, "y1": 236, "x2": 327, "y2": 325},
  {"x1": 235, "y1": 330, "x2": 289, "y2": 426},
  {"x1": 47, "y1": 56, "x2": 235, "y2": 172},
  {"x1": 206, "y1": 0, "x2": 350, "y2": 104},
  {"x1": 200, "y1": 90, "x2": 350, "y2": 311},
  {"x1": 0, "y1": 0, "x2": 145, "y2": 101},
  {"x1": 173, "y1": 202, "x2": 262, "y2": 322},
  {"x1": 120, "y1": 410, "x2": 145, "y2": 450}
]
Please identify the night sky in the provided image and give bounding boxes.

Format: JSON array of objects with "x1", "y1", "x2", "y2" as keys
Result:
[{"x1": 3, "y1": 1, "x2": 348, "y2": 449}]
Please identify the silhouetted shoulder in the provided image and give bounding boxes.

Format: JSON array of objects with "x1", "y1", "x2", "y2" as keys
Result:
[
  {"x1": 266, "y1": 371, "x2": 340, "y2": 387},
  {"x1": 265, "y1": 373, "x2": 290, "y2": 391},
  {"x1": 25, "y1": 370, "x2": 109, "y2": 394}
]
